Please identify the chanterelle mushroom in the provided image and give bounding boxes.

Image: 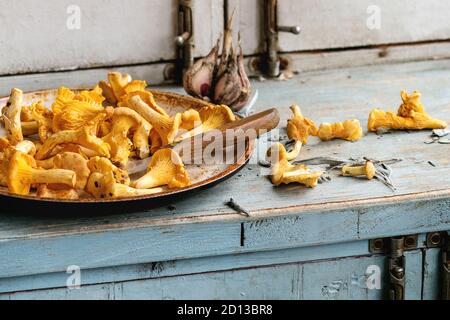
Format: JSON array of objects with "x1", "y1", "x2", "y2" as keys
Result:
[
  {"x1": 129, "y1": 95, "x2": 182, "y2": 145},
  {"x1": 7, "y1": 151, "x2": 76, "y2": 195},
  {"x1": 3, "y1": 88, "x2": 23, "y2": 145},
  {"x1": 102, "y1": 107, "x2": 151, "y2": 167},
  {"x1": 48, "y1": 152, "x2": 91, "y2": 189},
  {"x1": 86, "y1": 172, "x2": 163, "y2": 199},
  {"x1": 132, "y1": 148, "x2": 190, "y2": 189},
  {"x1": 342, "y1": 160, "x2": 376, "y2": 180},
  {"x1": 368, "y1": 90, "x2": 447, "y2": 132},
  {"x1": 52, "y1": 87, "x2": 109, "y2": 132},
  {"x1": 36, "y1": 123, "x2": 111, "y2": 160},
  {"x1": 87, "y1": 156, "x2": 130, "y2": 186},
  {"x1": 27, "y1": 102, "x2": 54, "y2": 142},
  {"x1": 269, "y1": 143, "x2": 323, "y2": 188},
  {"x1": 285, "y1": 105, "x2": 318, "y2": 160},
  {"x1": 317, "y1": 119, "x2": 363, "y2": 142},
  {"x1": 175, "y1": 104, "x2": 236, "y2": 142}
]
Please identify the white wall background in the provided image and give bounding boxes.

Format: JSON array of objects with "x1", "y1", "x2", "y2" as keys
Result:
[{"x1": 0, "y1": 0, "x2": 450, "y2": 76}]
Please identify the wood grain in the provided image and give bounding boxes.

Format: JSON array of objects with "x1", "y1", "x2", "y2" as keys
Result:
[{"x1": 0, "y1": 59, "x2": 450, "y2": 294}]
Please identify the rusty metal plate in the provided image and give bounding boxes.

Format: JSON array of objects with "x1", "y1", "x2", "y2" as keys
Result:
[{"x1": 0, "y1": 88, "x2": 253, "y2": 206}]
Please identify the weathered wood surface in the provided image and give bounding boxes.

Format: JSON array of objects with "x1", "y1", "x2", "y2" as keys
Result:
[
  {"x1": 1, "y1": 59, "x2": 450, "y2": 280},
  {"x1": 0, "y1": 251, "x2": 422, "y2": 300}
]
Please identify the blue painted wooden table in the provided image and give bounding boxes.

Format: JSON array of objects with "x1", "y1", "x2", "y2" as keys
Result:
[{"x1": 1, "y1": 59, "x2": 449, "y2": 299}]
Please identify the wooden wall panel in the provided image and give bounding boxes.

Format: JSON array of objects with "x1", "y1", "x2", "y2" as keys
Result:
[
  {"x1": 0, "y1": 0, "x2": 222, "y2": 76},
  {"x1": 230, "y1": 0, "x2": 450, "y2": 54}
]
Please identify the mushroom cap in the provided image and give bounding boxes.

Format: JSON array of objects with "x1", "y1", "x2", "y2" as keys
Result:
[
  {"x1": 52, "y1": 87, "x2": 108, "y2": 132},
  {"x1": 180, "y1": 109, "x2": 202, "y2": 131},
  {"x1": 133, "y1": 148, "x2": 190, "y2": 189},
  {"x1": 108, "y1": 72, "x2": 132, "y2": 101},
  {"x1": 198, "y1": 104, "x2": 236, "y2": 130},
  {"x1": 364, "y1": 161, "x2": 376, "y2": 180},
  {"x1": 7, "y1": 151, "x2": 36, "y2": 195},
  {"x1": 269, "y1": 143, "x2": 319, "y2": 187},
  {"x1": 318, "y1": 120, "x2": 363, "y2": 142},
  {"x1": 120, "y1": 90, "x2": 168, "y2": 117},
  {"x1": 53, "y1": 152, "x2": 91, "y2": 189},
  {"x1": 287, "y1": 105, "x2": 318, "y2": 144},
  {"x1": 342, "y1": 120, "x2": 363, "y2": 141},
  {"x1": 87, "y1": 156, "x2": 130, "y2": 185},
  {"x1": 86, "y1": 172, "x2": 115, "y2": 199},
  {"x1": 398, "y1": 90, "x2": 424, "y2": 117}
]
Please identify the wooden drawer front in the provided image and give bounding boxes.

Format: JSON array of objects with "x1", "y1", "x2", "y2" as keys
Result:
[{"x1": 1, "y1": 251, "x2": 423, "y2": 300}]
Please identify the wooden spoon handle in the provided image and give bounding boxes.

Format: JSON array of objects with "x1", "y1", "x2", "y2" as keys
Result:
[
  {"x1": 219, "y1": 108, "x2": 280, "y2": 135},
  {"x1": 172, "y1": 108, "x2": 280, "y2": 161}
]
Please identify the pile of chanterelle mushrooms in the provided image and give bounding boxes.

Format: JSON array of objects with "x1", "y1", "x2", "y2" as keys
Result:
[
  {"x1": 0, "y1": 72, "x2": 236, "y2": 199},
  {"x1": 268, "y1": 90, "x2": 447, "y2": 188}
]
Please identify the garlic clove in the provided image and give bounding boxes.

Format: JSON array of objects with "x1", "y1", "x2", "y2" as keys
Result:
[
  {"x1": 213, "y1": 48, "x2": 243, "y2": 108},
  {"x1": 230, "y1": 34, "x2": 251, "y2": 111}
]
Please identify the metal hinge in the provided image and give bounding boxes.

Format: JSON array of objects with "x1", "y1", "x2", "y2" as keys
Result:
[
  {"x1": 388, "y1": 237, "x2": 406, "y2": 300},
  {"x1": 262, "y1": 0, "x2": 300, "y2": 77},
  {"x1": 369, "y1": 234, "x2": 418, "y2": 254},
  {"x1": 175, "y1": 0, "x2": 195, "y2": 81},
  {"x1": 369, "y1": 235, "x2": 417, "y2": 300}
]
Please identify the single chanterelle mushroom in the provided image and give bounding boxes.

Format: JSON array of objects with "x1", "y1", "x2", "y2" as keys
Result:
[
  {"x1": 342, "y1": 160, "x2": 376, "y2": 180},
  {"x1": 133, "y1": 148, "x2": 190, "y2": 189},
  {"x1": 7, "y1": 151, "x2": 76, "y2": 195},
  {"x1": 129, "y1": 95, "x2": 182, "y2": 145},
  {"x1": 3, "y1": 88, "x2": 23, "y2": 145},
  {"x1": 269, "y1": 143, "x2": 323, "y2": 188},
  {"x1": 107, "y1": 72, "x2": 132, "y2": 102},
  {"x1": 102, "y1": 107, "x2": 151, "y2": 167},
  {"x1": 368, "y1": 90, "x2": 447, "y2": 131},
  {"x1": 52, "y1": 87, "x2": 109, "y2": 132},
  {"x1": 36, "y1": 124, "x2": 111, "y2": 160},
  {"x1": 48, "y1": 152, "x2": 91, "y2": 190},
  {"x1": 28, "y1": 102, "x2": 54, "y2": 142},
  {"x1": 118, "y1": 79, "x2": 169, "y2": 117},
  {"x1": 87, "y1": 156, "x2": 130, "y2": 186},
  {"x1": 317, "y1": 119, "x2": 363, "y2": 142},
  {"x1": 175, "y1": 104, "x2": 236, "y2": 142},
  {"x1": 286, "y1": 105, "x2": 318, "y2": 160},
  {"x1": 86, "y1": 172, "x2": 163, "y2": 199}
]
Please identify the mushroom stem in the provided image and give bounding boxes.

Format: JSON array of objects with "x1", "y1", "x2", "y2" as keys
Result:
[
  {"x1": 129, "y1": 96, "x2": 181, "y2": 145},
  {"x1": 342, "y1": 166, "x2": 366, "y2": 177},
  {"x1": 28, "y1": 168, "x2": 76, "y2": 186},
  {"x1": 342, "y1": 161, "x2": 376, "y2": 180},
  {"x1": 285, "y1": 141, "x2": 302, "y2": 161}
]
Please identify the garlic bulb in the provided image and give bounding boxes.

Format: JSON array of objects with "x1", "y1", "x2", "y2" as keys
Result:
[{"x1": 182, "y1": 12, "x2": 252, "y2": 113}]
